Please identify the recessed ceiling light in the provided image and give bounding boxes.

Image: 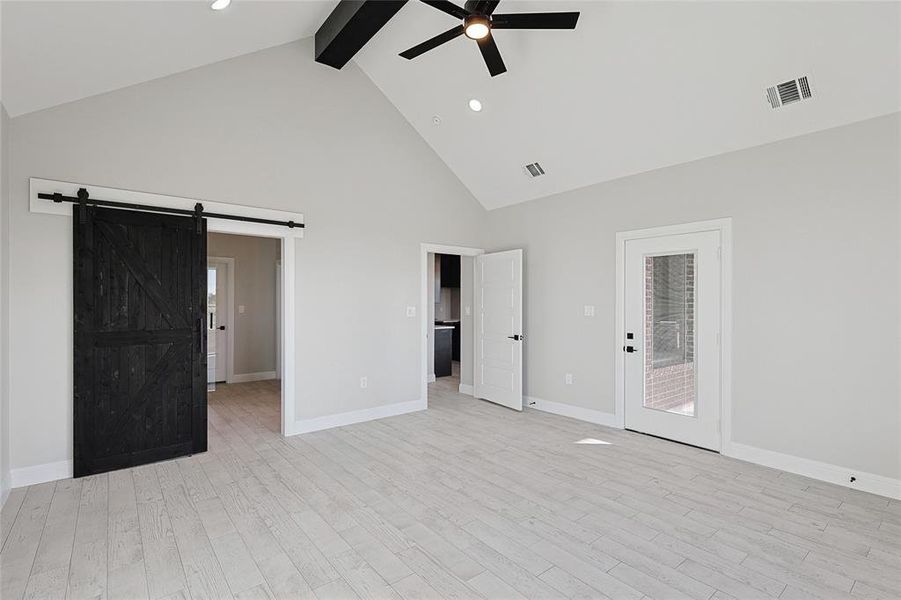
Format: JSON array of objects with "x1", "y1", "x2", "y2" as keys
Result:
[
  {"x1": 210, "y1": 0, "x2": 231, "y2": 11},
  {"x1": 468, "y1": 99, "x2": 482, "y2": 112}
]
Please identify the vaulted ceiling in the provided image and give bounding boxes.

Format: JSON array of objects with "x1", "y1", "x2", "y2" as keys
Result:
[{"x1": 3, "y1": 1, "x2": 899, "y2": 210}]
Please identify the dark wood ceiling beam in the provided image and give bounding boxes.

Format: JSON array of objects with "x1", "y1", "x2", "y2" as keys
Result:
[{"x1": 315, "y1": 1, "x2": 408, "y2": 70}]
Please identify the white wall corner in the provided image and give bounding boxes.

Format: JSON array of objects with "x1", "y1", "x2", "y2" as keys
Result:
[
  {"x1": 11, "y1": 460, "x2": 73, "y2": 488},
  {"x1": 526, "y1": 396, "x2": 621, "y2": 429},
  {"x1": 287, "y1": 398, "x2": 427, "y2": 437},
  {"x1": 725, "y1": 442, "x2": 901, "y2": 501}
]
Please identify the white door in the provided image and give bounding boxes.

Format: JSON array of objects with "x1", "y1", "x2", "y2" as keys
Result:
[
  {"x1": 474, "y1": 249, "x2": 523, "y2": 410},
  {"x1": 207, "y1": 261, "x2": 230, "y2": 383},
  {"x1": 624, "y1": 231, "x2": 721, "y2": 450}
]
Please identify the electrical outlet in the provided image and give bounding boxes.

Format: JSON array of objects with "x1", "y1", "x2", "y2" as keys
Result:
[
  {"x1": 360, "y1": 376, "x2": 368, "y2": 389},
  {"x1": 565, "y1": 373, "x2": 574, "y2": 385},
  {"x1": 583, "y1": 305, "x2": 595, "y2": 317},
  {"x1": 406, "y1": 306, "x2": 416, "y2": 317}
]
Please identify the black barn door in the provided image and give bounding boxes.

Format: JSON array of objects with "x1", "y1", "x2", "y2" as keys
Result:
[{"x1": 73, "y1": 205, "x2": 207, "y2": 477}]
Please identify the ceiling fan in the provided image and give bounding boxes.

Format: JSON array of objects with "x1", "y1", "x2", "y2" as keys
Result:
[{"x1": 399, "y1": 0, "x2": 580, "y2": 77}]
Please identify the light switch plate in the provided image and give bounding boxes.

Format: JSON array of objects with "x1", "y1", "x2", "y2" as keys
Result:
[
  {"x1": 238, "y1": 305, "x2": 246, "y2": 314},
  {"x1": 583, "y1": 305, "x2": 595, "y2": 317},
  {"x1": 465, "y1": 305, "x2": 472, "y2": 316},
  {"x1": 565, "y1": 373, "x2": 574, "y2": 385},
  {"x1": 406, "y1": 306, "x2": 416, "y2": 317}
]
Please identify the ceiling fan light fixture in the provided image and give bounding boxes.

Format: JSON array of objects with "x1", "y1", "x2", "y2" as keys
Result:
[
  {"x1": 463, "y1": 16, "x2": 490, "y2": 40},
  {"x1": 468, "y1": 98, "x2": 483, "y2": 112}
]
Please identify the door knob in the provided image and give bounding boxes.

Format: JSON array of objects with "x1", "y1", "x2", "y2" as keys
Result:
[
  {"x1": 507, "y1": 334, "x2": 523, "y2": 341},
  {"x1": 218, "y1": 325, "x2": 226, "y2": 331},
  {"x1": 624, "y1": 345, "x2": 637, "y2": 353}
]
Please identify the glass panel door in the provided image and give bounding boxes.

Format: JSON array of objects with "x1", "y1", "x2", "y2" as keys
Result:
[{"x1": 623, "y1": 229, "x2": 722, "y2": 451}]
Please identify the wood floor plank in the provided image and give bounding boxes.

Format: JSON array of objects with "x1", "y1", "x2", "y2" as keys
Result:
[
  {"x1": 3, "y1": 378, "x2": 900, "y2": 600},
  {"x1": 66, "y1": 474, "x2": 109, "y2": 600},
  {"x1": 1, "y1": 482, "x2": 56, "y2": 600},
  {"x1": 23, "y1": 479, "x2": 82, "y2": 599},
  {"x1": 107, "y1": 469, "x2": 150, "y2": 600},
  {"x1": 132, "y1": 465, "x2": 188, "y2": 600}
]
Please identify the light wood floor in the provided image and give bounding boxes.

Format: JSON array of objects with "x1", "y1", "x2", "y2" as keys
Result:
[{"x1": 2, "y1": 378, "x2": 899, "y2": 600}]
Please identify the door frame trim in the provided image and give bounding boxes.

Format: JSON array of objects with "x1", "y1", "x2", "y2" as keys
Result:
[
  {"x1": 30, "y1": 178, "x2": 302, "y2": 438},
  {"x1": 420, "y1": 243, "x2": 484, "y2": 406},
  {"x1": 614, "y1": 218, "x2": 733, "y2": 453},
  {"x1": 207, "y1": 256, "x2": 236, "y2": 384}
]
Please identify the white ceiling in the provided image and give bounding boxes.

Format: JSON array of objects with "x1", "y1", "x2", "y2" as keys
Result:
[
  {"x1": 356, "y1": 1, "x2": 901, "y2": 209},
  {"x1": 0, "y1": 0, "x2": 333, "y2": 117},
  {"x1": 2, "y1": 1, "x2": 899, "y2": 210}
]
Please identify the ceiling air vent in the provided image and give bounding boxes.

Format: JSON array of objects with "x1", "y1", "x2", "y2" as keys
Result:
[
  {"x1": 766, "y1": 75, "x2": 813, "y2": 109},
  {"x1": 524, "y1": 162, "x2": 546, "y2": 178}
]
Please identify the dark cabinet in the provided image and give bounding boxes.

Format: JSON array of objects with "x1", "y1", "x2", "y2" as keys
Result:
[
  {"x1": 434, "y1": 327, "x2": 453, "y2": 377},
  {"x1": 438, "y1": 254, "x2": 460, "y2": 288}
]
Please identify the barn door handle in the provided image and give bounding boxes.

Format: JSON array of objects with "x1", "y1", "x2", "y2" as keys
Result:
[{"x1": 198, "y1": 317, "x2": 207, "y2": 355}]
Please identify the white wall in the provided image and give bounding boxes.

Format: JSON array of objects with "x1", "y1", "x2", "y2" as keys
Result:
[
  {"x1": 7, "y1": 39, "x2": 487, "y2": 475},
  {"x1": 486, "y1": 113, "x2": 901, "y2": 481},
  {"x1": 208, "y1": 232, "x2": 280, "y2": 377},
  {"x1": 0, "y1": 103, "x2": 10, "y2": 504}
]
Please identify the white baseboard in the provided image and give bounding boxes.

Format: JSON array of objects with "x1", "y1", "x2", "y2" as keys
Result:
[
  {"x1": 458, "y1": 383, "x2": 473, "y2": 396},
  {"x1": 11, "y1": 460, "x2": 73, "y2": 488},
  {"x1": 526, "y1": 396, "x2": 620, "y2": 429},
  {"x1": 726, "y1": 442, "x2": 901, "y2": 500},
  {"x1": 427, "y1": 373, "x2": 436, "y2": 383},
  {"x1": 1, "y1": 483, "x2": 9, "y2": 508},
  {"x1": 230, "y1": 371, "x2": 277, "y2": 384},
  {"x1": 288, "y1": 399, "x2": 426, "y2": 436}
]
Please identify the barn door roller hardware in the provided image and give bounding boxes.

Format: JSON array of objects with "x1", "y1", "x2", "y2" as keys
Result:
[{"x1": 38, "y1": 188, "x2": 304, "y2": 229}]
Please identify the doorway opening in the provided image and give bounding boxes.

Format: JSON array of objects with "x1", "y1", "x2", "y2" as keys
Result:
[
  {"x1": 207, "y1": 233, "x2": 282, "y2": 434},
  {"x1": 615, "y1": 219, "x2": 733, "y2": 451},
  {"x1": 420, "y1": 244, "x2": 482, "y2": 407},
  {"x1": 420, "y1": 243, "x2": 525, "y2": 412}
]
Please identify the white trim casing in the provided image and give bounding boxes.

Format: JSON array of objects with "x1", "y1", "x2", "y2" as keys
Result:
[
  {"x1": 526, "y1": 396, "x2": 619, "y2": 428},
  {"x1": 728, "y1": 442, "x2": 901, "y2": 500},
  {"x1": 420, "y1": 243, "x2": 484, "y2": 406},
  {"x1": 11, "y1": 460, "x2": 73, "y2": 488},
  {"x1": 29, "y1": 178, "x2": 301, "y2": 440},
  {"x1": 230, "y1": 371, "x2": 278, "y2": 384},
  {"x1": 615, "y1": 218, "x2": 733, "y2": 449}
]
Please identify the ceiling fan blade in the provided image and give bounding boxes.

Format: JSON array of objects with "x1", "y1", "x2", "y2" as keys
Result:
[
  {"x1": 465, "y1": 1, "x2": 500, "y2": 15},
  {"x1": 421, "y1": 1, "x2": 470, "y2": 20},
  {"x1": 491, "y1": 12, "x2": 580, "y2": 29},
  {"x1": 399, "y1": 25, "x2": 465, "y2": 59},
  {"x1": 477, "y1": 34, "x2": 506, "y2": 77}
]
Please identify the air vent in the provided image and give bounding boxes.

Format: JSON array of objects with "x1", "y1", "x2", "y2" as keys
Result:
[
  {"x1": 524, "y1": 162, "x2": 545, "y2": 178},
  {"x1": 766, "y1": 75, "x2": 813, "y2": 109}
]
